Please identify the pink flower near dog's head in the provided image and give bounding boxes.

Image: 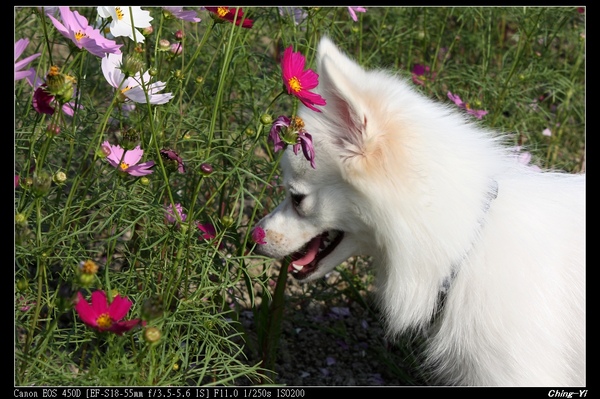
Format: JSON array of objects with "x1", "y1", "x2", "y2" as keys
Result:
[
  {"x1": 251, "y1": 226, "x2": 267, "y2": 245},
  {"x1": 102, "y1": 141, "x2": 155, "y2": 176},
  {"x1": 75, "y1": 290, "x2": 140, "y2": 335},
  {"x1": 281, "y1": 46, "x2": 327, "y2": 112}
]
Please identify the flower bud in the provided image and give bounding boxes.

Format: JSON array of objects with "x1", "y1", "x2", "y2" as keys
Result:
[
  {"x1": 200, "y1": 163, "x2": 213, "y2": 176},
  {"x1": 143, "y1": 326, "x2": 162, "y2": 344},
  {"x1": 175, "y1": 30, "x2": 184, "y2": 41},
  {"x1": 140, "y1": 177, "x2": 150, "y2": 186},
  {"x1": 260, "y1": 114, "x2": 273, "y2": 125},
  {"x1": 17, "y1": 278, "x2": 29, "y2": 292},
  {"x1": 15, "y1": 213, "x2": 28, "y2": 227},
  {"x1": 121, "y1": 54, "x2": 145, "y2": 77},
  {"x1": 78, "y1": 273, "x2": 95, "y2": 287},
  {"x1": 120, "y1": 128, "x2": 140, "y2": 150},
  {"x1": 221, "y1": 215, "x2": 234, "y2": 227},
  {"x1": 46, "y1": 122, "x2": 61, "y2": 136},
  {"x1": 45, "y1": 66, "x2": 75, "y2": 104},
  {"x1": 158, "y1": 39, "x2": 171, "y2": 51},
  {"x1": 53, "y1": 171, "x2": 67, "y2": 184},
  {"x1": 32, "y1": 170, "x2": 52, "y2": 197}
]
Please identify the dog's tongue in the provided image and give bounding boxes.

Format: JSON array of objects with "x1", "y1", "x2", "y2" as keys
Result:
[{"x1": 291, "y1": 235, "x2": 321, "y2": 266}]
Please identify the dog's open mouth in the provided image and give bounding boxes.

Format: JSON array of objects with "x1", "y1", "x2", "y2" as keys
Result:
[{"x1": 288, "y1": 230, "x2": 344, "y2": 280}]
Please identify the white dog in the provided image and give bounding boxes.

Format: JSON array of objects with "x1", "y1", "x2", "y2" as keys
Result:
[{"x1": 253, "y1": 37, "x2": 585, "y2": 386}]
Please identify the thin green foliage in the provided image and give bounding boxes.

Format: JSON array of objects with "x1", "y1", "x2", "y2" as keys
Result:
[{"x1": 14, "y1": 6, "x2": 585, "y2": 386}]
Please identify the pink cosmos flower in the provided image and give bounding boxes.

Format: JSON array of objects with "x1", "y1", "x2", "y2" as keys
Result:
[
  {"x1": 48, "y1": 7, "x2": 122, "y2": 58},
  {"x1": 14, "y1": 38, "x2": 40, "y2": 81},
  {"x1": 347, "y1": 7, "x2": 367, "y2": 22},
  {"x1": 447, "y1": 91, "x2": 488, "y2": 119},
  {"x1": 205, "y1": 7, "x2": 253, "y2": 28},
  {"x1": 102, "y1": 140, "x2": 155, "y2": 176},
  {"x1": 281, "y1": 46, "x2": 327, "y2": 112},
  {"x1": 164, "y1": 203, "x2": 187, "y2": 225},
  {"x1": 163, "y1": 7, "x2": 201, "y2": 22},
  {"x1": 251, "y1": 226, "x2": 267, "y2": 245},
  {"x1": 75, "y1": 290, "x2": 140, "y2": 335}
]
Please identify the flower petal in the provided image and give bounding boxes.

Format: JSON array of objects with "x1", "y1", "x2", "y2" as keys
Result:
[{"x1": 107, "y1": 294, "x2": 133, "y2": 321}]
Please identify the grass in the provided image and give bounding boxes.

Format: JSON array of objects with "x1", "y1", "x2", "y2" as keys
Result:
[{"x1": 14, "y1": 6, "x2": 585, "y2": 386}]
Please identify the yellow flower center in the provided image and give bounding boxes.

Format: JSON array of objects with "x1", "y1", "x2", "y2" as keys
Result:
[
  {"x1": 115, "y1": 7, "x2": 124, "y2": 21},
  {"x1": 80, "y1": 260, "x2": 99, "y2": 275},
  {"x1": 217, "y1": 7, "x2": 229, "y2": 17},
  {"x1": 121, "y1": 86, "x2": 132, "y2": 94},
  {"x1": 75, "y1": 30, "x2": 87, "y2": 42},
  {"x1": 291, "y1": 116, "x2": 305, "y2": 130},
  {"x1": 48, "y1": 65, "x2": 60, "y2": 77},
  {"x1": 120, "y1": 162, "x2": 130, "y2": 171},
  {"x1": 288, "y1": 77, "x2": 302, "y2": 93},
  {"x1": 96, "y1": 313, "x2": 113, "y2": 329}
]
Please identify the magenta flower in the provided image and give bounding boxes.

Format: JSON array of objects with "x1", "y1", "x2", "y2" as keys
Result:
[
  {"x1": 102, "y1": 140, "x2": 155, "y2": 176},
  {"x1": 15, "y1": 175, "x2": 19, "y2": 189},
  {"x1": 48, "y1": 7, "x2": 122, "y2": 58},
  {"x1": 29, "y1": 72, "x2": 82, "y2": 117},
  {"x1": 163, "y1": 7, "x2": 201, "y2": 22},
  {"x1": 75, "y1": 290, "x2": 140, "y2": 335},
  {"x1": 198, "y1": 222, "x2": 217, "y2": 240},
  {"x1": 411, "y1": 64, "x2": 436, "y2": 86},
  {"x1": 205, "y1": 7, "x2": 253, "y2": 28},
  {"x1": 347, "y1": 7, "x2": 367, "y2": 22},
  {"x1": 447, "y1": 91, "x2": 488, "y2": 119},
  {"x1": 15, "y1": 38, "x2": 40, "y2": 81},
  {"x1": 281, "y1": 46, "x2": 327, "y2": 112},
  {"x1": 164, "y1": 203, "x2": 187, "y2": 225},
  {"x1": 251, "y1": 226, "x2": 267, "y2": 245},
  {"x1": 269, "y1": 115, "x2": 316, "y2": 169}
]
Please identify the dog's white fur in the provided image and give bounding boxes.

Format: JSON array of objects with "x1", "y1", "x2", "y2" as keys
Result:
[{"x1": 254, "y1": 37, "x2": 585, "y2": 386}]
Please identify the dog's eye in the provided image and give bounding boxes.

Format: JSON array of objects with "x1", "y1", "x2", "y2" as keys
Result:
[{"x1": 291, "y1": 193, "x2": 305, "y2": 208}]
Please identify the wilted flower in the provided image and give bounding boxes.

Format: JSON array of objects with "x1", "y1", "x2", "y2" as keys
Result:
[
  {"x1": 198, "y1": 222, "x2": 217, "y2": 240},
  {"x1": 30, "y1": 67, "x2": 81, "y2": 116},
  {"x1": 281, "y1": 45, "x2": 326, "y2": 112},
  {"x1": 102, "y1": 53, "x2": 173, "y2": 104},
  {"x1": 447, "y1": 91, "x2": 488, "y2": 119},
  {"x1": 48, "y1": 7, "x2": 122, "y2": 57},
  {"x1": 205, "y1": 7, "x2": 253, "y2": 28},
  {"x1": 160, "y1": 148, "x2": 186, "y2": 173},
  {"x1": 14, "y1": 38, "x2": 40, "y2": 81},
  {"x1": 164, "y1": 203, "x2": 187, "y2": 225},
  {"x1": 75, "y1": 290, "x2": 141, "y2": 335},
  {"x1": 97, "y1": 6, "x2": 153, "y2": 43},
  {"x1": 102, "y1": 140, "x2": 155, "y2": 176},
  {"x1": 269, "y1": 115, "x2": 316, "y2": 168}
]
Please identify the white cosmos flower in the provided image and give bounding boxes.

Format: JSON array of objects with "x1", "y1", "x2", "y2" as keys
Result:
[
  {"x1": 97, "y1": 6, "x2": 152, "y2": 43},
  {"x1": 102, "y1": 53, "x2": 173, "y2": 105}
]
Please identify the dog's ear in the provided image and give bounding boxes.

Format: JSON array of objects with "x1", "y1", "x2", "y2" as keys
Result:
[{"x1": 315, "y1": 37, "x2": 369, "y2": 158}]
